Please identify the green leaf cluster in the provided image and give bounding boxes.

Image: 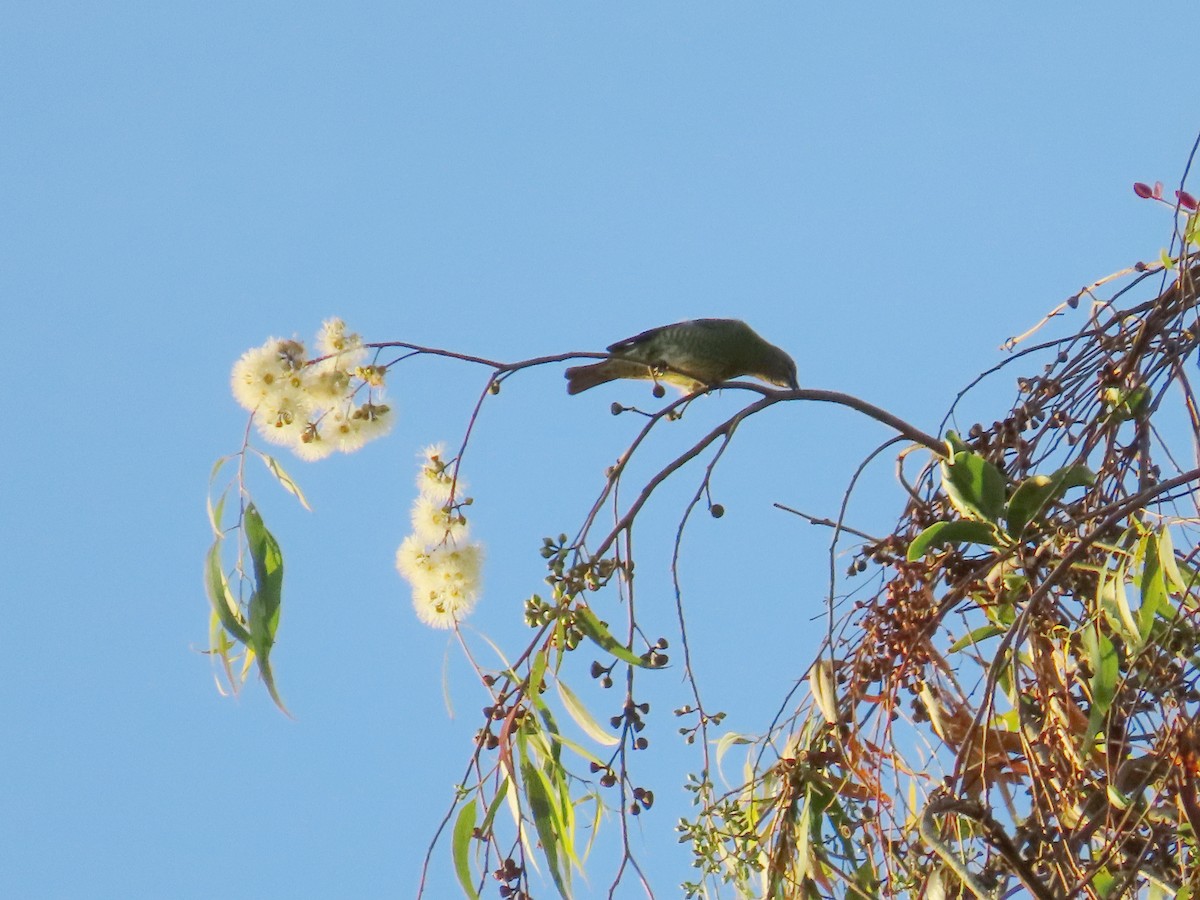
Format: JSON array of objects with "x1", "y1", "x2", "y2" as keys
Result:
[
  {"x1": 204, "y1": 451, "x2": 305, "y2": 714},
  {"x1": 908, "y1": 443, "x2": 1093, "y2": 561}
]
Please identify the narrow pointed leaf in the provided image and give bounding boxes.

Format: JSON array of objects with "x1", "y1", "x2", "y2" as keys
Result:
[
  {"x1": 528, "y1": 692, "x2": 564, "y2": 767},
  {"x1": 556, "y1": 680, "x2": 619, "y2": 746},
  {"x1": 581, "y1": 792, "x2": 604, "y2": 861},
  {"x1": 254, "y1": 648, "x2": 290, "y2": 716},
  {"x1": 574, "y1": 606, "x2": 654, "y2": 668},
  {"x1": 1157, "y1": 528, "x2": 1189, "y2": 595},
  {"x1": 539, "y1": 730, "x2": 606, "y2": 769},
  {"x1": 479, "y1": 777, "x2": 510, "y2": 836},
  {"x1": 208, "y1": 454, "x2": 233, "y2": 484},
  {"x1": 810, "y1": 658, "x2": 838, "y2": 725},
  {"x1": 715, "y1": 731, "x2": 752, "y2": 771},
  {"x1": 245, "y1": 504, "x2": 284, "y2": 658},
  {"x1": 257, "y1": 451, "x2": 312, "y2": 511},
  {"x1": 1052, "y1": 464, "x2": 1096, "y2": 492},
  {"x1": 519, "y1": 754, "x2": 569, "y2": 898},
  {"x1": 1139, "y1": 532, "x2": 1168, "y2": 639},
  {"x1": 1005, "y1": 463, "x2": 1094, "y2": 536},
  {"x1": 948, "y1": 624, "x2": 1006, "y2": 653},
  {"x1": 452, "y1": 799, "x2": 480, "y2": 900},
  {"x1": 1111, "y1": 573, "x2": 1139, "y2": 651},
  {"x1": 244, "y1": 504, "x2": 288, "y2": 713},
  {"x1": 1081, "y1": 623, "x2": 1118, "y2": 750},
  {"x1": 204, "y1": 539, "x2": 251, "y2": 644},
  {"x1": 907, "y1": 520, "x2": 1000, "y2": 560},
  {"x1": 207, "y1": 488, "x2": 229, "y2": 537},
  {"x1": 793, "y1": 791, "x2": 812, "y2": 884},
  {"x1": 528, "y1": 648, "x2": 548, "y2": 705}
]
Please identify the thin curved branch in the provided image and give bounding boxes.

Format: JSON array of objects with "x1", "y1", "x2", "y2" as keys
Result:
[
  {"x1": 368, "y1": 336, "x2": 948, "y2": 456},
  {"x1": 737, "y1": 385, "x2": 945, "y2": 454}
]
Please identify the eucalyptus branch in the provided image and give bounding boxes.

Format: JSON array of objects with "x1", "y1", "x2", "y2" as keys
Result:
[
  {"x1": 741, "y1": 384, "x2": 945, "y2": 455},
  {"x1": 589, "y1": 389, "x2": 942, "y2": 564},
  {"x1": 669, "y1": 426, "x2": 738, "y2": 777},
  {"x1": 773, "y1": 503, "x2": 880, "y2": 542}
]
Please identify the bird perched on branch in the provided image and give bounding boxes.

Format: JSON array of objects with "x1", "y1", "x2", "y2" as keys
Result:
[{"x1": 565, "y1": 318, "x2": 798, "y2": 395}]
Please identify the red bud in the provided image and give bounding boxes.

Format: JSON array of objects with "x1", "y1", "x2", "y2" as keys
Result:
[
  {"x1": 1177, "y1": 190, "x2": 1198, "y2": 210},
  {"x1": 1133, "y1": 182, "x2": 1154, "y2": 199}
]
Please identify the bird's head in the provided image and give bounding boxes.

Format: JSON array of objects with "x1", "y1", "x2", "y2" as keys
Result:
[{"x1": 761, "y1": 344, "x2": 799, "y2": 390}]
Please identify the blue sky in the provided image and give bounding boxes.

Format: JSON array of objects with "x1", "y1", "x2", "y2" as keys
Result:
[{"x1": 3, "y1": 4, "x2": 1198, "y2": 898}]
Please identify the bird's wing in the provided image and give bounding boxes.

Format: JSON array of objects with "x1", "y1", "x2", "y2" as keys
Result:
[
  {"x1": 605, "y1": 322, "x2": 673, "y2": 354},
  {"x1": 606, "y1": 318, "x2": 737, "y2": 354},
  {"x1": 689, "y1": 318, "x2": 739, "y2": 331}
]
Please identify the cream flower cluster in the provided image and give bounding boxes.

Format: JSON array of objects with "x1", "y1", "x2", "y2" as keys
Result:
[
  {"x1": 395, "y1": 444, "x2": 485, "y2": 630},
  {"x1": 230, "y1": 318, "x2": 393, "y2": 460}
]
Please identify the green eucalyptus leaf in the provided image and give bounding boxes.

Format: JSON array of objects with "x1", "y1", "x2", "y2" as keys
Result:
[
  {"x1": 528, "y1": 688, "x2": 563, "y2": 768},
  {"x1": 244, "y1": 504, "x2": 288, "y2": 713},
  {"x1": 1106, "y1": 784, "x2": 1132, "y2": 810},
  {"x1": 1156, "y1": 527, "x2": 1189, "y2": 595},
  {"x1": 574, "y1": 606, "x2": 655, "y2": 668},
  {"x1": 1102, "y1": 385, "x2": 1150, "y2": 422},
  {"x1": 1138, "y1": 532, "x2": 1168, "y2": 639},
  {"x1": 556, "y1": 681, "x2": 619, "y2": 747},
  {"x1": 1091, "y1": 868, "x2": 1116, "y2": 896},
  {"x1": 257, "y1": 451, "x2": 312, "y2": 511},
  {"x1": 948, "y1": 624, "x2": 1006, "y2": 653},
  {"x1": 479, "y1": 778, "x2": 509, "y2": 836},
  {"x1": 452, "y1": 799, "x2": 480, "y2": 900},
  {"x1": 1080, "y1": 620, "x2": 1119, "y2": 768},
  {"x1": 207, "y1": 487, "x2": 229, "y2": 538},
  {"x1": 907, "y1": 520, "x2": 1000, "y2": 561},
  {"x1": 529, "y1": 647, "x2": 548, "y2": 702},
  {"x1": 245, "y1": 504, "x2": 284, "y2": 657},
  {"x1": 941, "y1": 450, "x2": 1006, "y2": 523},
  {"x1": 1005, "y1": 474, "x2": 1054, "y2": 537},
  {"x1": 519, "y1": 753, "x2": 569, "y2": 898},
  {"x1": 1187, "y1": 213, "x2": 1200, "y2": 248},
  {"x1": 943, "y1": 431, "x2": 970, "y2": 456},
  {"x1": 1052, "y1": 463, "x2": 1097, "y2": 492},
  {"x1": 1112, "y1": 577, "x2": 1139, "y2": 649},
  {"x1": 1005, "y1": 464, "x2": 1094, "y2": 536},
  {"x1": 1083, "y1": 624, "x2": 1118, "y2": 717},
  {"x1": 538, "y1": 730, "x2": 607, "y2": 770},
  {"x1": 204, "y1": 539, "x2": 251, "y2": 645}
]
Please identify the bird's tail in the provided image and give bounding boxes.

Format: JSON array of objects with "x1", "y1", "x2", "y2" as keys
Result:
[{"x1": 564, "y1": 361, "x2": 618, "y2": 395}]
